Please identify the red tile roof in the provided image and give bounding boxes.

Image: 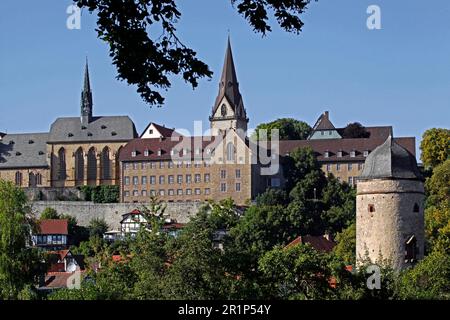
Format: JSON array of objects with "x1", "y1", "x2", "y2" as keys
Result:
[
  {"x1": 285, "y1": 235, "x2": 336, "y2": 253},
  {"x1": 119, "y1": 136, "x2": 219, "y2": 162},
  {"x1": 39, "y1": 219, "x2": 68, "y2": 235},
  {"x1": 43, "y1": 271, "x2": 85, "y2": 289},
  {"x1": 278, "y1": 132, "x2": 415, "y2": 163}
]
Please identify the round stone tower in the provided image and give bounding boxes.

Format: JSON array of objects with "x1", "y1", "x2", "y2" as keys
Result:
[{"x1": 356, "y1": 136, "x2": 424, "y2": 271}]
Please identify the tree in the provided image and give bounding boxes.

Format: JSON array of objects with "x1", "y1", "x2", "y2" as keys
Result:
[
  {"x1": 425, "y1": 159, "x2": 450, "y2": 209},
  {"x1": 253, "y1": 118, "x2": 312, "y2": 141},
  {"x1": 396, "y1": 248, "x2": 450, "y2": 299},
  {"x1": 0, "y1": 180, "x2": 44, "y2": 299},
  {"x1": 282, "y1": 146, "x2": 322, "y2": 191},
  {"x1": 89, "y1": 218, "x2": 109, "y2": 238},
  {"x1": 74, "y1": 0, "x2": 315, "y2": 106},
  {"x1": 333, "y1": 223, "x2": 356, "y2": 266},
  {"x1": 39, "y1": 207, "x2": 59, "y2": 220},
  {"x1": 342, "y1": 122, "x2": 370, "y2": 139},
  {"x1": 258, "y1": 244, "x2": 333, "y2": 299},
  {"x1": 420, "y1": 128, "x2": 450, "y2": 169}
]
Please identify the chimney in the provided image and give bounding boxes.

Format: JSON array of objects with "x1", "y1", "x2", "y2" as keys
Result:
[{"x1": 324, "y1": 111, "x2": 329, "y2": 119}]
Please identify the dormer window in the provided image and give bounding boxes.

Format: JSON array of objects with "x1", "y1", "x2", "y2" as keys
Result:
[
  {"x1": 111, "y1": 132, "x2": 117, "y2": 136},
  {"x1": 157, "y1": 149, "x2": 162, "y2": 156},
  {"x1": 101, "y1": 125, "x2": 107, "y2": 129},
  {"x1": 68, "y1": 133, "x2": 74, "y2": 137},
  {"x1": 87, "y1": 132, "x2": 93, "y2": 137},
  {"x1": 81, "y1": 126, "x2": 87, "y2": 130},
  {"x1": 15, "y1": 152, "x2": 21, "y2": 156},
  {"x1": 131, "y1": 151, "x2": 137, "y2": 157},
  {"x1": 363, "y1": 150, "x2": 369, "y2": 157},
  {"x1": 337, "y1": 151, "x2": 343, "y2": 158},
  {"x1": 38, "y1": 151, "x2": 45, "y2": 155},
  {"x1": 9, "y1": 140, "x2": 14, "y2": 145},
  {"x1": 144, "y1": 150, "x2": 149, "y2": 157},
  {"x1": 28, "y1": 140, "x2": 34, "y2": 144},
  {"x1": 324, "y1": 151, "x2": 330, "y2": 158},
  {"x1": 350, "y1": 150, "x2": 356, "y2": 158}
]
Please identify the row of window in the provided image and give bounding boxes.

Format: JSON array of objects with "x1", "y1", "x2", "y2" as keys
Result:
[
  {"x1": 326, "y1": 163, "x2": 364, "y2": 172},
  {"x1": 35, "y1": 235, "x2": 65, "y2": 245},
  {"x1": 124, "y1": 170, "x2": 241, "y2": 186},
  {"x1": 124, "y1": 161, "x2": 212, "y2": 170},
  {"x1": 15, "y1": 172, "x2": 43, "y2": 187},
  {"x1": 324, "y1": 150, "x2": 369, "y2": 158},
  {"x1": 124, "y1": 183, "x2": 241, "y2": 197}
]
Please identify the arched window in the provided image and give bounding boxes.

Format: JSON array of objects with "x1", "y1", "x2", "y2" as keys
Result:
[
  {"x1": 29, "y1": 172, "x2": 36, "y2": 187},
  {"x1": 87, "y1": 147, "x2": 97, "y2": 181},
  {"x1": 413, "y1": 203, "x2": 420, "y2": 213},
  {"x1": 226, "y1": 142, "x2": 235, "y2": 162},
  {"x1": 57, "y1": 148, "x2": 66, "y2": 180},
  {"x1": 15, "y1": 171, "x2": 22, "y2": 186},
  {"x1": 101, "y1": 146, "x2": 111, "y2": 180},
  {"x1": 74, "y1": 148, "x2": 84, "y2": 183},
  {"x1": 36, "y1": 173, "x2": 42, "y2": 186}
]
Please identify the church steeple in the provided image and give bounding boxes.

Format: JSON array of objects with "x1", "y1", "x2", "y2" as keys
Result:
[
  {"x1": 210, "y1": 37, "x2": 248, "y2": 136},
  {"x1": 81, "y1": 58, "x2": 93, "y2": 124}
]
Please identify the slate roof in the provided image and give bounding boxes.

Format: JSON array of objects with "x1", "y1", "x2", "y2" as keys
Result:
[
  {"x1": 48, "y1": 116, "x2": 137, "y2": 143},
  {"x1": 0, "y1": 133, "x2": 49, "y2": 169},
  {"x1": 38, "y1": 219, "x2": 69, "y2": 235},
  {"x1": 212, "y1": 37, "x2": 245, "y2": 116},
  {"x1": 359, "y1": 136, "x2": 423, "y2": 180}
]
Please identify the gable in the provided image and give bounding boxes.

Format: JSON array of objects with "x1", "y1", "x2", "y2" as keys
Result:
[{"x1": 212, "y1": 97, "x2": 235, "y2": 119}]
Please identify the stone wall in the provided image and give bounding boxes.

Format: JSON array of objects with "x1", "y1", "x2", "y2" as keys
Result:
[{"x1": 31, "y1": 200, "x2": 204, "y2": 230}]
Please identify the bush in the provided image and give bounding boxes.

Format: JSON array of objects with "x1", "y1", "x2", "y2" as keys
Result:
[{"x1": 78, "y1": 185, "x2": 119, "y2": 203}]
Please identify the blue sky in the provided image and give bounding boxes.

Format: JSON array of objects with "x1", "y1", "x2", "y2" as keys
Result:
[{"x1": 1, "y1": 1, "x2": 449, "y2": 156}]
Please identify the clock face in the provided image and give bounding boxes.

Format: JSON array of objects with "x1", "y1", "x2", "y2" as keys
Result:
[{"x1": 221, "y1": 104, "x2": 227, "y2": 116}]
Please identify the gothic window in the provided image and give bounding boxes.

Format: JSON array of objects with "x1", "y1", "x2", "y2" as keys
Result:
[
  {"x1": 87, "y1": 147, "x2": 97, "y2": 181},
  {"x1": 101, "y1": 147, "x2": 111, "y2": 180},
  {"x1": 36, "y1": 173, "x2": 42, "y2": 186},
  {"x1": 413, "y1": 203, "x2": 420, "y2": 213},
  {"x1": 226, "y1": 142, "x2": 235, "y2": 161},
  {"x1": 75, "y1": 148, "x2": 84, "y2": 182},
  {"x1": 28, "y1": 172, "x2": 36, "y2": 187},
  {"x1": 368, "y1": 204, "x2": 375, "y2": 213},
  {"x1": 405, "y1": 235, "x2": 417, "y2": 262},
  {"x1": 57, "y1": 148, "x2": 66, "y2": 180},
  {"x1": 15, "y1": 171, "x2": 22, "y2": 186}
]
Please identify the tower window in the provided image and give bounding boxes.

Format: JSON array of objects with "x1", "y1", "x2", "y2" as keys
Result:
[
  {"x1": 221, "y1": 104, "x2": 227, "y2": 117},
  {"x1": 405, "y1": 235, "x2": 417, "y2": 262},
  {"x1": 368, "y1": 204, "x2": 375, "y2": 213},
  {"x1": 413, "y1": 203, "x2": 420, "y2": 213}
]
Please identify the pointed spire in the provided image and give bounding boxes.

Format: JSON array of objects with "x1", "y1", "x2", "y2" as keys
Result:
[
  {"x1": 83, "y1": 56, "x2": 91, "y2": 93},
  {"x1": 81, "y1": 57, "x2": 93, "y2": 124},
  {"x1": 211, "y1": 36, "x2": 245, "y2": 118}
]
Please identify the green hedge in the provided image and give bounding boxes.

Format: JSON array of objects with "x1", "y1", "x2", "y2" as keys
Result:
[{"x1": 78, "y1": 185, "x2": 119, "y2": 203}]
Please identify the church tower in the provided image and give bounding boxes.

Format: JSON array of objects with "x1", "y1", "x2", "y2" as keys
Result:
[
  {"x1": 356, "y1": 136, "x2": 425, "y2": 271},
  {"x1": 210, "y1": 37, "x2": 248, "y2": 138},
  {"x1": 80, "y1": 58, "x2": 93, "y2": 124}
]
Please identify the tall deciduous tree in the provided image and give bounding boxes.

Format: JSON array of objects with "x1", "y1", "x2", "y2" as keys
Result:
[
  {"x1": 74, "y1": 0, "x2": 316, "y2": 106},
  {"x1": 0, "y1": 180, "x2": 43, "y2": 299},
  {"x1": 253, "y1": 118, "x2": 312, "y2": 141},
  {"x1": 420, "y1": 128, "x2": 450, "y2": 169}
]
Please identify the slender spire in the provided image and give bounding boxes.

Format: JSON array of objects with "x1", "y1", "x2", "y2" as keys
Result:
[
  {"x1": 81, "y1": 57, "x2": 93, "y2": 124},
  {"x1": 212, "y1": 37, "x2": 243, "y2": 115}
]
